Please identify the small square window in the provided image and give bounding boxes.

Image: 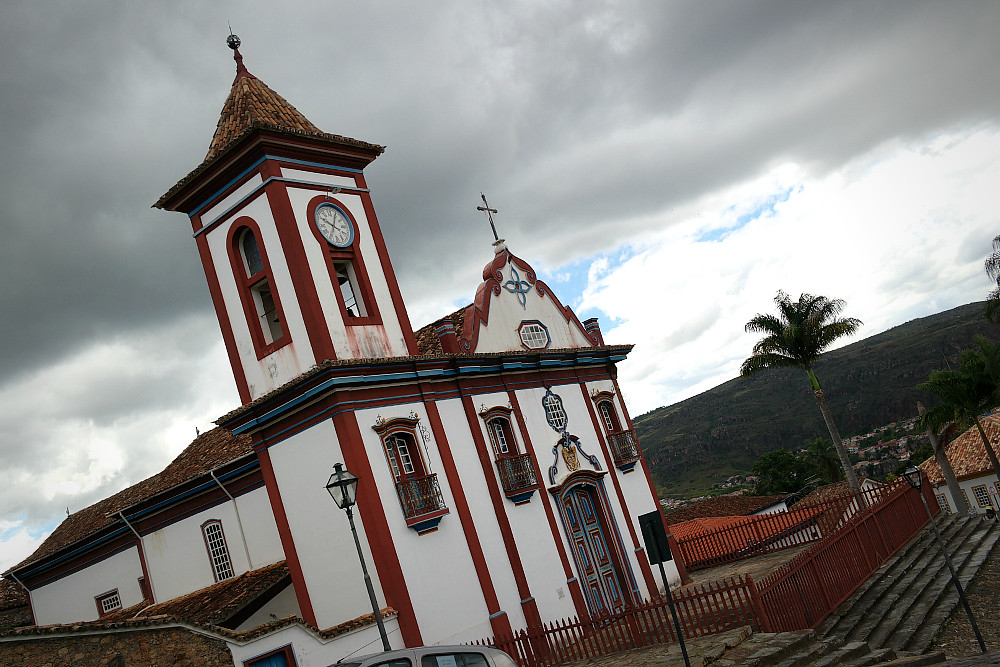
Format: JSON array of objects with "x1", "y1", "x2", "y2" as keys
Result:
[
  {"x1": 96, "y1": 589, "x2": 122, "y2": 616},
  {"x1": 936, "y1": 493, "x2": 950, "y2": 513},
  {"x1": 972, "y1": 484, "x2": 992, "y2": 509}
]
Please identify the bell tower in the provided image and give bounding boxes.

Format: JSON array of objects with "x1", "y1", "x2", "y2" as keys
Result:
[{"x1": 155, "y1": 36, "x2": 418, "y2": 404}]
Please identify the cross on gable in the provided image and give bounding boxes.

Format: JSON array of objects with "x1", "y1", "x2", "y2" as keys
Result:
[{"x1": 476, "y1": 193, "x2": 500, "y2": 242}]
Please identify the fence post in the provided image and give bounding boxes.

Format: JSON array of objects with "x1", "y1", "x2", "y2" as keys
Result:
[{"x1": 745, "y1": 574, "x2": 771, "y2": 633}]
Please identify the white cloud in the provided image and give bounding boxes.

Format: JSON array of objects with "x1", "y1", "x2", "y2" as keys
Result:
[{"x1": 582, "y1": 126, "x2": 1000, "y2": 415}]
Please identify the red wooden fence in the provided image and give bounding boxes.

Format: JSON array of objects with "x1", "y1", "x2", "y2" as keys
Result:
[
  {"x1": 477, "y1": 576, "x2": 759, "y2": 667},
  {"x1": 476, "y1": 478, "x2": 937, "y2": 665},
  {"x1": 674, "y1": 505, "x2": 827, "y2": 570},
  {"x1": 755, "y1": 478, "x2": 938, "y2": 631}
]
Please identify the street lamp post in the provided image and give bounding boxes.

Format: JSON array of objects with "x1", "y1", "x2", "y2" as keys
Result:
[
  {"x1": 902, "y1": 465, "x2": 986, "y2": 654},
  {"x1": 326, "y1": 462, "x2": 391, "y2": 651}
]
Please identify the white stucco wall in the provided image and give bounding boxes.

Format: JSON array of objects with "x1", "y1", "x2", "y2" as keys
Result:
[
  {"x1": 235, "y1": 583, "x2": 300, "y2": 631},
  {"x1": 936, "y1": 473, "x2": 1000, "y2": 514},
  {"x1": 351, "y1": 401, "x2": 495, "y2": 645},
  {"x1": 31, "y1": 547, "x2": 144, "y2": 626},
  {"x1": 285, "y1": 183, "x2": 411, "y2": 360},
  {"x1": 264, "y1": 418, "x2": 393, "y2": 633},
  {"x1": 207, "y1": 195, "x2": 310, "y2": 399},
  {"x1": 228, "y1": 616, "x2": 402, "y2": 667},
  {"x1": 143, "y1": 487, "x2": 281, "y2": 603}
]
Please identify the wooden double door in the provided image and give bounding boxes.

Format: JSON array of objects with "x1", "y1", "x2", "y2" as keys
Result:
[{"x1": 561, "y1": 484, "x2": 635, "y2": 614}]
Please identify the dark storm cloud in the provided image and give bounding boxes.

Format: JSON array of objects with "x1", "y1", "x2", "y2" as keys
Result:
[{"x1": 2, "y1": 0, "x2": 1000, "y2": 563}]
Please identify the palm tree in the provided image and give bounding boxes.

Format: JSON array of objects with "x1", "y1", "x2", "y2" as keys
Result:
[
  {"x1": 917, "y1": 402, "x2": 970, "y2": 515},
  {"x1": 984, "y1": 235, "x2": 1000, "y2": 323},
  {"x1": 741, "y1": 291, "x2": 863, "y2": 491},
  {"x1": 802, "y1": 437, "x2": 844, "y2": 485},
  {"x1": 918, "y1": 336, "x2": 1000, "y2": 481}
]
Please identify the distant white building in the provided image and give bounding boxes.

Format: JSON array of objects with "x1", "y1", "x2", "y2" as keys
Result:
[{"x1": 920, "y1": 412, "x2": 1000, "y2": 515}]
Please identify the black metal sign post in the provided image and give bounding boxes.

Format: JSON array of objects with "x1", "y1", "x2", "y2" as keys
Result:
[{"x1": 639, "y1": 511, "x2": 690, "y2": 667}]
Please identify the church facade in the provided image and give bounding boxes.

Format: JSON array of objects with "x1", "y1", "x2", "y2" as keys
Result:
[{"x1": 2, "y1": 41, "x2": 676, "y2": 666}]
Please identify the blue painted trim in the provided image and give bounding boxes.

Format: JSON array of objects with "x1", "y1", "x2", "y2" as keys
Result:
[
  {"x1": 520, "y1": 597, "x2": 535, "y2": 605},
  {"x1": 489, "y1": 610, "x2": 508, "y2": 620},
  {"x1": 616, "y1": 461, "x2": 638, "y2": 473},
  {"x1": 409, "y1": 514, "x2": 447, "y2": 534},
  {"x1": 189, "y1": 154, "x2": 365, "y2": 218},
  {"x1": 506, "y1": 489, "x2": 537, "y2": 505},
  {"x1": 192, "y1": 175, "x2": 371, "y2": 239}
]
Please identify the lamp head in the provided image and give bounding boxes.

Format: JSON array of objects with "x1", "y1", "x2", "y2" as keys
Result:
[
  {"x1": 902, "y1": 465, "x2": 922, "y2": 491},
  {"x1": 326, "y1": 462, "x2": 359, "y2": 510}
]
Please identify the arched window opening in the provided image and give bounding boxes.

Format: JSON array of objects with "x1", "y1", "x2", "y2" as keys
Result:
[
  {"x1": 487, "y1": 416, "x2": 519, "y2": 457},
  {"x1": 202, "y1": 520, "x2": 235, "y2": 582},
  {"x1": 230, "y1": 224, "x2": 289, "y2": 355},
  {"x1": 598, "y1": 400, "x2": 622, "y2": 434},
  {"x1": 334, "y1": 261, "x2": 367, "y2": 317},
  {"x1": 384, "y1": 431, "x2": 425, "y2": 482},
  {"x1": 373, "y1": 416, "x2": 448, "y2": 530}
]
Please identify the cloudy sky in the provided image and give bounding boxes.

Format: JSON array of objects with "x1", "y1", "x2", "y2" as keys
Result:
[{"x1": 2, "y1": 0, "x2": 999, "y2": 570}]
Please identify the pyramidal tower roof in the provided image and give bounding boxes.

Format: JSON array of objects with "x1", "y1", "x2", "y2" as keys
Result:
[
  {"x1": 154, "y1": 36, "x2": 384, "y2": 212},
  {"x1": 205, "y1": 43, "x2": 323, "y2": 160}
]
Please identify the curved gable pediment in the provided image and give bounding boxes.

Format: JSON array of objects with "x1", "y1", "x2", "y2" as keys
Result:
[{"x1": 458, "y1": 249, "x2": 600, "y2": 354}]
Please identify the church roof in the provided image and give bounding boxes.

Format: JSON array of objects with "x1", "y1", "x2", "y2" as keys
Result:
[
  {"x1": 920, "y1": 411, "x2": 1000, "y2": 485},
  {"x1": 414, "y1": 305, "x2": 469, "y2": 355},
  {"x1": 153, "y1": 47, "x2": 384, "y2": 211},
  {"x1": 7, "y1": 427, "x2": 253, "y2": 574},
  {"x1": 102, "y1": 560, "x2": 289, "y2": 628},
  {"x1": 205, "y1": 48, "x2": 322, "y2": 161}
]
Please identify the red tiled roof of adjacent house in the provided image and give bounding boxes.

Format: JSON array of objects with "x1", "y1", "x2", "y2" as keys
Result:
[
  {"x1": 102, "y1": 561, "x2": 289, "y2": 628},
  {"x1": 413, "y1": 306, "x2": 469, "y2": 355},
  {"x1": 662, "y1": 494, "x2": 786, "y2": 525},
  {"x1": 7, "y1": 427, "x2": 253, "y2": 573},
  {"x1": 920, "y1": 412, "x2": 1000, "y2": 485},
  {"x1": 669, "y1": 506, "x2": 826, "y2": 556}
]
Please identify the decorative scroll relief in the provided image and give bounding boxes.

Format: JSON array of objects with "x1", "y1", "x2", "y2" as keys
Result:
[{"x1": 542, "y1": 387, "x2": 602, "y2": 487}]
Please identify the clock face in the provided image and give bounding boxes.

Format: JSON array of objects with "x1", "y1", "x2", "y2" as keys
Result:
[{"x1": 315, "y1": 204, "x2": 354, "y2": 247}]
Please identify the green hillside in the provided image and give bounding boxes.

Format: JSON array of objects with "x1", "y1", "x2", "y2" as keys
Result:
[{"x1": 633, "y1": 301, "x2": 996, "y2": 497}]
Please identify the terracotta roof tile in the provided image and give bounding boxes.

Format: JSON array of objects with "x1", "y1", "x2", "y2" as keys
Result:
[
  {"x1": 662, "y1": 494, "x2": 787, "y2": 525},
  {"x1": 414, "y1": 306, "x2": 469, "y2": 355},
  {"x1": 205, "y1": 58, "x2": 322, "y2": 160},
  {"x1": 669, "y1": 507, "x2": 826, "y2": 561},
  {"x1": 102, "y1": 561, "x2": 288, "y2": 627},
  {"x1": 0, "y1": 578, "x2": 27, "y2": 611},
  {"x1": 920, "y1": 411, "x2": 1000, "y2": 485},
  {"x1": 7, "y1": 427, "x2": 253, "y2": 573}
]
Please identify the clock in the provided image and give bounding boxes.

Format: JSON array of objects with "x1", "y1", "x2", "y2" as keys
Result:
[{"x1": 315, "y1": 204, "x2": 354, "y2": 247}]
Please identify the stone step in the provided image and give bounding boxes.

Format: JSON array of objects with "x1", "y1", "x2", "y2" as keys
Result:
[
  {"x1": 873, "y1": 518, "x2": 999, "y2": 650},
  {"x1": 819, "y1": 514, "x2": 965, "y2": 638},
  {"x1": 840, "y1": 516, "x2": 981, "y2": 644},
  {"x1": 894, "y1": 519, "x2": 1000, "y2": 653},
  {"x1": 845, "y1": 646, "x2": 896, "y2": 666},
  {"x1": 773, "y1": 637, "x2": 842, "y2": 667},
  {"x1": 812, "y1": 640, "x2": 872, "y2": 667},
  {"x1": 740, "y1": 631, "x2": 815, "y2": 666},
  {"x1": 819, "y1": 514, "x2": 951, "y2": 632}
]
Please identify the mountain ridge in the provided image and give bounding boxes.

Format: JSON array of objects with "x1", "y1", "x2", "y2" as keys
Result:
[{"x1": 633, "y1": 301, "x2": 995, "y2": 496}]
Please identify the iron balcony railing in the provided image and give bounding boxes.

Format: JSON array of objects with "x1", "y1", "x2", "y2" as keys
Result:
[
  {"x1": 395, "y1": 473, "x2": 447, "y2": 519},
  {"x1": 608, "y1": 429, "x2": 640, "y2": 465},
  {"x1": 495, "y1": 453, "x2": 538, "y2": 493}
]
